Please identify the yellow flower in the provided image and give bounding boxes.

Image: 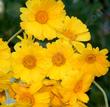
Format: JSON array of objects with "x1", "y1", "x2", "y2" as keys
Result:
[
  {"x1": 39, "y1": 79, "x2": 89, "y2": 107},
  {"x1": 39, "y1": 79, "x2": 64, "y2": 107},
  {"x1": 20, "y1": 0, "x2": 66, "y2": 40},
  {"x1": 60, "y1": 16, "x2": 91, "y2": 44},
  {"x1": 46, "y1": 39, "x2": 76, "y2": 80},
  {"x1": 11, "y1": 84, "x2": 50, "y2": 107},
  {"x1": 71, "y1": 75, "x2": 93, "y2": 103},
  {"x1": 75, "y1": 43, "x2": 109, "y2": 77},
  {"x1": 59, "y1": 75, "x2": 92, "y2": 106},
  {"x1": 73, "y1": 74, "x2": 94, "y2": 93},
  {"x1": 0, "y1": 38, "x2": 11, "y2": 75},
  {"x1": 12, "y1": 42, "x2": 49, "y2": 83}
]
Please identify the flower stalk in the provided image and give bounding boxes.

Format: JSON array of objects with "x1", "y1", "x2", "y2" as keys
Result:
[
  {"x1": 7, "y1": 29, "x2": 23, "y2": 44},
  {"x1": 93, "y1": 81, "x2": 109, "y2": 107}
]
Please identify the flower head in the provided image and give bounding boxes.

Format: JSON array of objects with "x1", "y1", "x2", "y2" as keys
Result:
[
  {"x1": 20, "y1": 0, "x2": 66, "y2": 40},
  {"x1": 60, "y1": 16, "x2": 91, "y2": 44},
  {"x1": 11, "y1": 83, "x2": 50, "y2": 107},
  {"x1": 12, "y1": 39, "x2": 49, "y2": 83},
  {"x1": 46, "y1": 40, "x2": 76, "y2": 80},
  {"x1": 75, "y1": 43, "x2": 109, "y2": 77}
]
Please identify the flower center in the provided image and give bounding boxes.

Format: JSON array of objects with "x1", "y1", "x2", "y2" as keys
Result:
[
  {"x1": 35, "y1": 10, "x2": 48, "y2": 24},
  {"x1": 22, "y1": 55, "x2": 36, "y2": 69},
  {"x1": 19, "y1": 92, "x2": 35, "y2": 105},
  {"x1": 85, "y1": 54, "x2": 96, "y2": 64},
  {"x1": 52, "y1": 52, "x2": 66, "y2": 66},
  {"x1": 63, "y1": 30, "x2": 77, "y2": 41},
  {"x1": 74, "y1": 80, "x2": 82, "y2": 93}
]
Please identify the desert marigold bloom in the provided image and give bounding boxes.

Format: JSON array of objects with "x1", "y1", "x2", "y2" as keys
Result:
[
  {"x1": 12, "y1": 42, "x2": 49, "y2": 83},
  {"x1": 20, "y1": 0, "x2": 66, "y2": 40},
  {"x1": 0, "y1": 38, "x2": 11, "y2": 75},
  {"x1": 39, "y1": 79, "x2": 65, "y2": 107},
  {"x1": 60, "y1": 16, "x2": 91, "y2": 44},
  {"x1": 72, "y1": 75, "x2": 93, "y2": 103},
  {"x1": 41, "y1": 79, "x2": 88, "y2": 107},
  {"x1": 11, "y1": 84, "x2": 50, "y2": 107},
  {"x1": 46, "y1": 39, "x2": 76, "y2": 80},
  {"x1": 58, "y1": 74, "x2": 93, "y2": 107},
  {"x1": 75, "y1": 43, "x2": 109, "y2": 77}
]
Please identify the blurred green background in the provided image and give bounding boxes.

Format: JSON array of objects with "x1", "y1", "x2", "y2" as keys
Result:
[{"x1": 0, "y1": 0, "x2": 110, "y2": 106}]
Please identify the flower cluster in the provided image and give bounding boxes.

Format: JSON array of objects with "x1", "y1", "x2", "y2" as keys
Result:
[{"x1": 0, "y1": 0, "x2": 109, "y2": 107}]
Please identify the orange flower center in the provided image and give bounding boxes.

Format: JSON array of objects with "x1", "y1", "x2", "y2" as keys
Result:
[
  {"x1": 35, "y1": 10, "x2": 48, "y2": 24},
  {"x1": 18, "y1": 92, "x2": 35, "y2": 105},
  {"x1": 22, "y1": 55, "x2": 36, "y2": 69},
  {"x1": 52, "y1": 52, "x2": 66, "y2": 66},
  {"x1": 85, "y1": 54, "x2": 96, "y2": 64},
  {"x1": 63, "y1": 30, "x2": 77, "y2": 41},
  {"x1": 74, "y1": 80, "x2": 83, "y2": 93}
]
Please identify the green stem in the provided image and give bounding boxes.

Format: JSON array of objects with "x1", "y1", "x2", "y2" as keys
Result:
[
  {"x1": 7, "y1": 29, "x2": 23, "y2": 44},
  {"x1": 93, "y1": 81, "x2": 109, "y2": 107}
]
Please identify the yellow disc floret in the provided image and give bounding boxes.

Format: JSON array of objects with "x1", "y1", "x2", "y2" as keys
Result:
[
  {"x1": 52, "y1": 52, "x2": 66, "y2": 67},
  {"x1": 35, "y1": 10, "x2": 48, "y2": 24},
  {"x1": 22, "y1": 55, "x2": 37, "y2": 69}
]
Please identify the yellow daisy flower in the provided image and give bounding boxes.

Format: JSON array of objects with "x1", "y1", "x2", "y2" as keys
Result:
[
  {"x1": 11, "y1": 84, "x2": 50, "y2": 107},
  {"x1": 56, "y1": 71, "x2": 94, "y2": 106},
  {"x1": 12, "y1": 42, "x2": 49, "y2": 83},
  {"x1": 0, "y1": 38, "x2": 11, "y2": 75},
  {"x1": 75, "y1": 43, "x2": 109, "y2": 77},
  {"x1": 60, "y1": 16, "x2": 91, "y2": 44},
  {"x1": 39, "y1": 79, "x2": 65, "y2": 107},
  {"x1": 60, "y1": 69, "x2": 82, "y2": 91},
  {"x1": 71, "y1": 74, "x2": 93, "y2": 103},
  {"x1": 46, "y1": 39, "x2": 76, "y2": 80},
  {"x1": 39, "y1": 79, "x2": 89, "y2": 107},
  {"x1": 61, "y1": 72, "x2": 94, "y2": 93},
  {"x1": 20, "y1": 0, "x2": 66, "y2": 40}
]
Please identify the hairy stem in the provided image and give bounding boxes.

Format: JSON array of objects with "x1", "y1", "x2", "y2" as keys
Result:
[
  {"x1": 93, "y1": 81, "x2": 109, "y2": 107},
  {"x1": 7, "y1": 29, "x2": 23, "y2": 44}
]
